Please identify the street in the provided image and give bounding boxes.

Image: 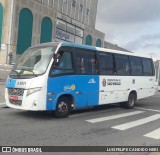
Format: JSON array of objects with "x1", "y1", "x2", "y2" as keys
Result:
[{"x1": 0, "y1": 92, "x2": 160, "y2": 149}]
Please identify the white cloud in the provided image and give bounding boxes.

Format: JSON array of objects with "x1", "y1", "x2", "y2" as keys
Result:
[
  {"x1": 97, "y1": 0, "x2": 160, "y2": 24},
  {"x1": 96, "y1": 0, "x2": 160, "y2": 59}
]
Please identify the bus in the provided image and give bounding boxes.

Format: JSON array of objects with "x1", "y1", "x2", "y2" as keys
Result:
[{"x1": 5, "y1": 42, "x2": 155, "y2": 117}]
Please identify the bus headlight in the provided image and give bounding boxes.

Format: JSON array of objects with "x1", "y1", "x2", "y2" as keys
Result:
[{"x1": 27, "y1": 88, "x2": 42, "y2": 96}]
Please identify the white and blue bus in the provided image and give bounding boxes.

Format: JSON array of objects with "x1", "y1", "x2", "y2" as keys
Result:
[{"x1": 5, "y1": 42, "x2": 155, "y2": 117}]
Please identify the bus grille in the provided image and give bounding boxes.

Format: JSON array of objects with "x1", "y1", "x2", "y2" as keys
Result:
[
  {"x1": 8, "y1": 88, "x2": 24, "y2": 96},
  {"x1": 8, "y1": 88, "x2": 24, "y2": 106},
  {"x1": 9, "y1": 100, "x2": 22, "y2": 106}
]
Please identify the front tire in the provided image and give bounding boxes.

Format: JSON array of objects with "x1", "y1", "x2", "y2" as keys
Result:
[{"x1": 55, "y1": 97, "x2": 71, "y2": 118}]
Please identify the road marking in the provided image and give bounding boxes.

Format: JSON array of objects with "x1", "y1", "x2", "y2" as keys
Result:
[
  {"x1": 144, "y1": 128, "x2": 160, "y2": 140},
  {"x1": 136, "y1": 107, "x2": 160, "y2": 113},
  {"x1": 86, "y1": 111, "x2": 144, "y2": 123},
  {"x1": 69, "y1": 110, "x2": 110, "y2": 118},
  {"x1": 112, "y1": 114, "x2": 160, "y2": 131},
  {"x1": 70, "y1": 112, "x2": 97, "y2": 118}
]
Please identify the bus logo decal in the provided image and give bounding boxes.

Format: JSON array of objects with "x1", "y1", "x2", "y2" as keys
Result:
[
  {"x1": 8, "y1": 79, "x2": 11, "y2": 85},
  {"x1": 102, "y1": 79, "x2": 106, "y2": 87},
  {"x1": 71, "y1": 84, "x2": 76, "y2": 90},
  {"x1": 107, "y1": 79, "x2": 121, "y2": 86},
  {"x1": 64, "y1": 84, "x2": 76, "y2": 91},
  {"x1": 88, "y1": 78, "x2": 96, "y2": 84}
]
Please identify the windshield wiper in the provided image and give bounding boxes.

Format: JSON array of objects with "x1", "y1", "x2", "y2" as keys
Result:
[{"x1": 20, "y1": 69, "x2": 38, "y2": 77}]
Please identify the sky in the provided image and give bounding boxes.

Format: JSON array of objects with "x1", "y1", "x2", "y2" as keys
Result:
[{"x1": 96, "y1": 0, "x2": 160, "y2": 60}]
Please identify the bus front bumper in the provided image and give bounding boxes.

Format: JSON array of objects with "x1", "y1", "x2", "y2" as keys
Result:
[{"x1": 5, "y1": 88, "x2": 47, "y2": 111}]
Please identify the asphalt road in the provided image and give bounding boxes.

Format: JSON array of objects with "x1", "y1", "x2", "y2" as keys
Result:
[{"x1": 0, "y1": 93, "x2": 160, "y2": 154}]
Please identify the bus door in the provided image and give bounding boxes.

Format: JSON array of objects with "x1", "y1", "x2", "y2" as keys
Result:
[
  {"x1": 98, "y1": 52, "x2": 116, "y2": 104},
  {"x1": 48, "y1": 46, "x2": 77, "y2": 110},
  {"x1": 74, "y1": 48, "x2": 99, "y2": 108}
]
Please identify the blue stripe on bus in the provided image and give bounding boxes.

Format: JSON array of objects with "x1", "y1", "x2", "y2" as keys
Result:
[{"x1": 46, "y1": 75, "x2": 99, "y2": 111}]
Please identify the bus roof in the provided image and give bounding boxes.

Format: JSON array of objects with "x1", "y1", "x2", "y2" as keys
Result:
[{"x1": 31, "y1": 41, "x2": 152, "y2": 59}]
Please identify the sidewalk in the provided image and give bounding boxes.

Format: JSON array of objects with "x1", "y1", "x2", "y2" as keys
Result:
[
  {"x1": 0, "y1": 81, "x2": 5, "y2": 107},
  {"x1": 0, "y1": 64, "x2": 12, "y2": 104},
  {"x1": 0, "y1": 81, "x2": 5, "y2": 103},
  {"x1": 0, "y1": 102, "x2": 6, "y2": 108}
]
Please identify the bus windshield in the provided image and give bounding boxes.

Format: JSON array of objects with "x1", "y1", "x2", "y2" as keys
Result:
[{"x1": 10, "y1": 45, "x2": 58, "y2": 78}]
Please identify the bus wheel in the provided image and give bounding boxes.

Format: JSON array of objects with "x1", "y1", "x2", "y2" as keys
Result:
[
  {"x1": 55, "y1": 97, "x2": 71, "y2": 118},
  {"x1": 120, "y1": 93, "x2": 136, "y2": 109}
]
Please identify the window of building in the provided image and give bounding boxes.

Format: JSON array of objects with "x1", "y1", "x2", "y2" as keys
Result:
[
  {"x1": 63, "y1": 0, "x2": 67, "y2": 4},
  {"x1": 49, "y1": 0, "x2": 53, "y2": 7},
  {"x1": 80, "y1": 4, "x2": 83, "y2": 12},
  {"x1": 85, "y1": 35, "x2": 92, "y2": 46},
  {"x1": 66, "y1": 32, "x2": 75, "y2": 42},
  {"x1": 72, "y1": 0, "x2": 76, "y2": 7},
  {"x1": 56, "y1": 29, "x2": 66, "y2": 40},
  {"x1": 75, "y1": 36, "x2": 83, "y2": 44},
  {"x1": 76, "y1": 27, "x2": 83, "y2": 37},
  {"x1": 96, "y1": 39, "x2": 102, "y2": 47},
  {"x1": 99, "y1": 53, "x2": 114, "y2": 75},
  {"x1": 86, "y1": 8, "x2": 89, "y2": 15},
  {"x1": 75, "y1": 50, "x2": 97, "y2": 75},
  {"x1": 129, "y1": 56, "x2": 142, "y2": 76},
  {"x1": 43, "y1": 0, "x2": 48, "y2": 6},
  {"x1": 56, "y1": 19, "x2": 83, "y2": 44},
  {"x1": 57, "y1": 19, "x2": 66, "y2": 31},
  {"x1": 35, "y1": 0, "x2": 43, "y2": 3},
  {"x1": 115, "y1": 54, "x2": 130, "y2": 76},
  {"x1": 141, "y1": 58, "x2": 153, "y2": 76},
  {"x1": 17, "y1": 8, "x2": 33, "y2": 54},
  {"x1": 40, "y1": 17, "x2": 53, "y2": 44},
  {"x1": 67, "y1": 23, "x2": 75, "y2": 34}
]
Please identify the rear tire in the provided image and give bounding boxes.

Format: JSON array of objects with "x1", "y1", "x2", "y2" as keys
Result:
[
  {"x1": 55, "y1": 97, "x2": 71, "y2": 118},
  {"x1": 120, "y1": 93, "x2": 136, "y2": 109}
]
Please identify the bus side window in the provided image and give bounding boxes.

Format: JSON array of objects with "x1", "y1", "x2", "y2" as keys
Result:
[
  {"x1": 129, "y1": 56, "x2": 142, "y2": 76},
  {"x1": 50, "y1": 51, "x2": 73, "y2": 75},
  {"x1": 99, "y1": 52, "x2": 114, "y2": 75},
  {"x1": 75, "y1": 49, "x2": 97, "y2": 75},
  {"x1": 115, "y1": 54, "x2": 130, "y2": 76},
  {"x1": 142, "y1": 58, "x2": 153, "y2": 76},
  {"x1": 58, "y1": 52, "x2": 73, "y2": 69}
]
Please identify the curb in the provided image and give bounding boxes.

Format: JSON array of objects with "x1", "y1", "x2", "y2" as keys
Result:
[
  {"x1": 148, "y1": 153, "x2": 160, "y2": 155},
  {"x1": 0, "y1": 103, "x2": 7, "y2": 108}
]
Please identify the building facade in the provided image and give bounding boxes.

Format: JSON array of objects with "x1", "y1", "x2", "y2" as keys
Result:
[
  {"x1": 0, "y1": 0, "x2": 105, "y2": 64},
  {"x1": 104, "y1": 41, "x2": 132, "y2": 53}
]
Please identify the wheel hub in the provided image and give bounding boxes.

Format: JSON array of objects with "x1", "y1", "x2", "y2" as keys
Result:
[{"x1": 58, "y1": 101, "x2": 68, "y2": 113}]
